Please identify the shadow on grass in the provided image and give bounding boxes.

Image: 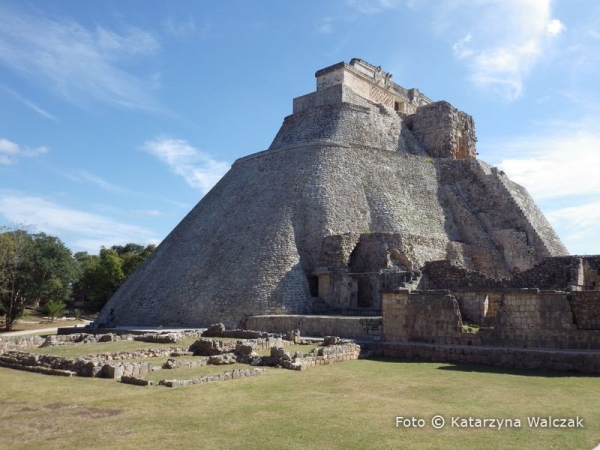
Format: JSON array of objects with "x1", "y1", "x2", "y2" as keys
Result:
[{"x1": 364, "y1": 356, "x2": 598, "y2": 378}]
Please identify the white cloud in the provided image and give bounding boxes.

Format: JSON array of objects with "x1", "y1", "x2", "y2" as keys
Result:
[
  {"x1": 447, "y1": 0, "x2": 564, "y2": 100},
  {"x1": 0, "y1": 4, "x2": 160, "y2": 110},
  {"x1": 0, "y1": 138, "x2": 47, "y2": 165},
  {"x1": 546, "y1": 19, "x2": 566, "y2": 36},
  {"x1": 546, "y1": 202, "x2": 600, "y2": 255},
  {"x1": 142, "y1": 137, "x2": 229, "y2": 194},
  {"x1": 0, "y1": 194, "x2": 159, "y2": 252},
  {"x1": 489, "y1": 125, "x2": 600, "y2": 255},
  {"x1": 495, "y1": 130, "x2": 600, "y2": 200}
]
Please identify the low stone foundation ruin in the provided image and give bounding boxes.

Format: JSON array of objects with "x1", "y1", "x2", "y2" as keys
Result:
[{"x1": 0, "y1": 328, "x2": 362, "y2": 387}]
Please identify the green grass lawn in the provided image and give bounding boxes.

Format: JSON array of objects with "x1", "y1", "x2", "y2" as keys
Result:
[{"x1": 1, "y1": 358, "x2": 598, "y2": 450}]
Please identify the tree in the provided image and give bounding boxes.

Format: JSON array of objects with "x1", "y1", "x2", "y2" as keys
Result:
[
  {"x1": 74, "y1": 244, "x2": 155, "y2": 309},
  {"x1": 27, "y1": 233, "x2": 81, "y2": 304},
  {"x1": 72, "y1": 243, "x2": 155, "y2": 310},
  {"x1": 0, "y1": 228, "x2": 79, "y2": 331},
  {"x1": 0, "y1": 228, "x2": 34, "y2": 331}
]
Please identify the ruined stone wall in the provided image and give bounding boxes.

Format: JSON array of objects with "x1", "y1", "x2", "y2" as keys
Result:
[
  {"x1": 570, "y1": 291, "x2": 600, "y2": 330},
  {"x1": 512, "y1": 256, "x2": 600, "y2": 290},
  {"x1": 423, "y1": 256, "x2": 600, "y2": 292},
  {"x1": 421, "y1": 260, "x2": 505, "y2": 290},
  {"x1": 246, "y1": 315, "x2": 382, "y2": 340},
  {"x1": 406, "y1": 101, "x2": 476, "y2": 159},
  {"x1": 382, "y1": 291, "x2": 465, "y2": 344}
]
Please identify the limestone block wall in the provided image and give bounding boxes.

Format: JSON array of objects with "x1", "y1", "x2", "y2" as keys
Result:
[
  {"x1": 492, "y1": 291, "x2": 587, "y2": 348},
  {"x1": 246, "y1": 315, "x2": 382, "y2": 340},
  {"x1": 497, "y1": 291, "x2": 575, "y2": 331}
]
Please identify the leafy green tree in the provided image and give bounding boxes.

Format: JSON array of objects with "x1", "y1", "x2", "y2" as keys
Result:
[
  {"x1": 27, "y1": 233, "x2": 81, "y2": 304},
  {"x1": 0, "y1": 228, "x2": 79, "y2": 330},
  {"x1": 0, "y1": 229, "x2": 33, "y2": 330},
  {"x1": 73, "y1": 243, "x2": 155, "y2": 309}
]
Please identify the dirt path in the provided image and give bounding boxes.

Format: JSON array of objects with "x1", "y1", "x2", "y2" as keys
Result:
[{"x1": 0, "y1": 321, "x2": 91, "y2": 337}]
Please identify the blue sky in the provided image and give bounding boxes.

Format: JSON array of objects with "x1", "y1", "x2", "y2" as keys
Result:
[{"x1": 0, "y1": 0, "x2": 598, "y2": 255}]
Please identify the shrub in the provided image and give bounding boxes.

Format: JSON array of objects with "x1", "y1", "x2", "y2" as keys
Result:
[{"x1": 44, "y1": 299, "x2": 67, "y2": 322}]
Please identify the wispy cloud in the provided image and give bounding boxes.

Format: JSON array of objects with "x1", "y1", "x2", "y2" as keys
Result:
[
  {"x1": 345, "y1": 0, "x2": 404, "y2": 15},
  {"x1": 0, "y1": 138, "x2": 47, "y2": 165},
  {"x1": 131, "y1": 209, "x2": 162, "y2": 217},
  {"x1": 315, "y1": 17, "x2": 335, "y2": 34},
  {"x1": 0, "y1": 4, "x2": 160, "y2": 110},
  {"x1": 446, "y1": 0, "x2": 565, "y2": 100},
  {"x1": 60, "y1": 169, "x2": 125, "y2": 193},
  {"x1": 142, "y1": 137, "x2": 229, "y2": 194},
  {"x1": 1, "y1": 84, "x2": 58, "y2": 122},
  {"x1": 0, "y1": 194, "x2": 159, "y2": 252},
  {"x1": 164, "y1": 16, "x2": 198, "y2": 40}
]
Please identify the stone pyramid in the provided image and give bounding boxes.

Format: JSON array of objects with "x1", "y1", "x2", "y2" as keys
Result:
[{"x1": 96, "y1": 59, "x2": 568, "y2": 328}]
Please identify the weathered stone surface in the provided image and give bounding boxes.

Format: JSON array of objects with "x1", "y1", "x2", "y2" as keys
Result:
[
  {"x1": 323, "y1": 336, "x2": 341, "y2": 346},
  {"x1": 190, "y1": 339, "x2": 236, "y2": 356},
  {"x1": 208, "y1": 354, "x2": 237, "y2": 365},
  {"x1": 159, "y1": 368, "x2": 267, "y2": 388}
]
